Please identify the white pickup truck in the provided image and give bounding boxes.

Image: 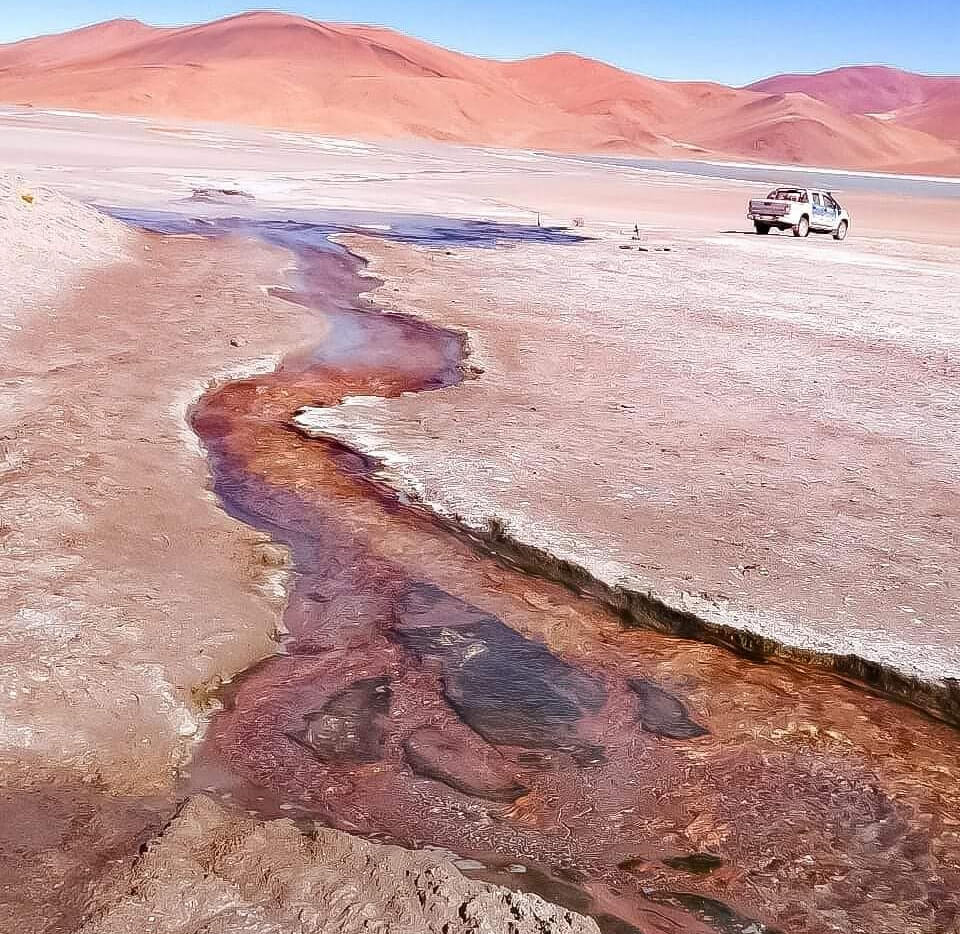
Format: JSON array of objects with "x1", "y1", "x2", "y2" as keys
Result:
[{"x1": 747, "y1": 187, "x2": 850, "y2": 239}]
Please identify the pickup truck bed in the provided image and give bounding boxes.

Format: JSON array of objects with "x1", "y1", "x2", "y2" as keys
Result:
[{"x1": 748, "y1": 199, "x2": 790, "y2": 217}]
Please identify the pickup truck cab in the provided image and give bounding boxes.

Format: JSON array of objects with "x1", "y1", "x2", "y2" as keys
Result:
[{"x1": 747, "y1": 187, "x2": 850, "y2": 239}]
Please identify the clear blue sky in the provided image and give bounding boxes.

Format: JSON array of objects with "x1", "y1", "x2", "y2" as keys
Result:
[{"x1": 2, "y1": 1, "x2": 958, "y2": 85}]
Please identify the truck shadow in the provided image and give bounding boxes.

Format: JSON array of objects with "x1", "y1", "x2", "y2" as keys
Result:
[{"x1": 719, "y1": 229, "x2": 787, "y2": 236}]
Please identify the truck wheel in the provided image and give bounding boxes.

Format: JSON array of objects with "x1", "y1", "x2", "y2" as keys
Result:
[
  {"x1": 754, "y1": 222, "x2": 770, "y2": 235},
  {"x1": 793, "y1": 215, "x2": 810, "y2": 238},
  {"x1": 833, "y1": 220, "x2": 848, "y2": 241}
]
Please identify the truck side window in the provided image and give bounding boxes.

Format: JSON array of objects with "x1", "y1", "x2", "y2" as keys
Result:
[{"x1": 812, "y1": 193, "x2": 822, "y2": 207}]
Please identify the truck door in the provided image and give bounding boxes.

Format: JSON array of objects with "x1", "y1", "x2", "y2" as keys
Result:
[
  {"x1": 811, "y1": 192, "x2": 830, "y2": 230},
  {"x1": 822, "y1": 193, "x2": 841, "y2": 229}
]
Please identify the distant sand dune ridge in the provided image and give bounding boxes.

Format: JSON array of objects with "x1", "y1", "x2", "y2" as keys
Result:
[{"x1": 0, "y1": 12, "x2": 957, "y2": 173}]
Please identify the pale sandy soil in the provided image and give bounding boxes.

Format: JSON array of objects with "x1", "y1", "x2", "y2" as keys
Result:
[
  {"x1": 298, "y1": 227, "x2": 960, "y2": 715},
  {"x1": 0, "y1": 175, "x2": 130, "y2": 316},
  {"x1": 0, "y1": 205, "x2": 306, "y2": 788}
]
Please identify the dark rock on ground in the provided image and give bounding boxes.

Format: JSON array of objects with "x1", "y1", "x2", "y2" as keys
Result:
[
  {"x1": 663, "y1": 852, "x2": 724, "y2": 874},
  {"x1": 628, "y1": 678, "x2": 708, "y2": 739},
  {"x1": 188, "y1": 187, "x2": 255, "y2": 204}
]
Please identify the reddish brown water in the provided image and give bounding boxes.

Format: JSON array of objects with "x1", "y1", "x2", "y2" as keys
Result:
[{"x1": 180, "y1": 228, "x2": 960, "y2": 934}]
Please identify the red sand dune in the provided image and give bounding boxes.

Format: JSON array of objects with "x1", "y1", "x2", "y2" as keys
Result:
[
  {"x1": 748, "y1": 65, "x2": 960, "y2": 147},
  {"x1": 890, "y1": 88, "x2": 960, "y2": 145},
  {"x1": 0, "y1": 17, "x2": 154, "y2": 69},
  {"x1": 677, "y1": 89, "x2": 958, "y2": 169},
  {"x1": 1, "y1": 12, "x2": 958, "y2": 173},
  {"x1": 748, "y1": 65, "x2": 956, "y2": 115}
]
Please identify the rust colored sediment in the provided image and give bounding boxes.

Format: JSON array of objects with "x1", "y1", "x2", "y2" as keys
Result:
[
  {"x1": 406, "y1": 513, "x2": 960, "y2": 727},
  {"x1": 186, "y1": 235, "x2": 960, "y2": 934}
]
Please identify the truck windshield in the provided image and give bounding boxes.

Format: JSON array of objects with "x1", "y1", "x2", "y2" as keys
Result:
[{"x1": 768, "y1": 188, "x2": 807, "y2": 202}]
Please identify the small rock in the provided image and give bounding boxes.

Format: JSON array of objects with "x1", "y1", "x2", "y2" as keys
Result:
[
  {"x1": 255, "y1": 543, "x2": 288, "y2": 567},
  {"x1": 288, "y1": 676, "x2": 392, "y2": 764},
  {"x1": 628, "y1": 678, "x2": 709, "y2": 739},
  {"x1": 521, "y1": 591, "x2": 554, "y2": 611},
  {"x1": 663, "y1": 852, "x2": 724, "y2": 874},
  {"x1": 403, "y1": 725, "x2": 527, "y2": 802}
]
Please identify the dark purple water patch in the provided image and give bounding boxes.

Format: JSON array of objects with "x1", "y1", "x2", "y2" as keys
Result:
[
  {"x1": 392, "y1": 583, "x2": 607, "y2": 757},
  {"x1": 104, "y1": 206, "x2": 592, "y2": 251},
  {"x1": 285, "y1": 676, "x2": 393, "y2": 765}
]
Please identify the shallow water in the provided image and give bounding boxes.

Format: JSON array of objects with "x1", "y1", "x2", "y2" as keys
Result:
[
  {"x1": 549, "y1": 154, "x2": 960, "y2": 198},
  {"x1": 105, "y1": 206, "x2": 593, "y2": 249},
  {"x1": 117, "y1": 209, "x2": 960, "y2": 934}
]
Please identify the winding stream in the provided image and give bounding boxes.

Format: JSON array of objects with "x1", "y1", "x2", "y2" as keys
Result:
[{"x1": 119, "y1": 209, "x2": 960, "y2": 934}]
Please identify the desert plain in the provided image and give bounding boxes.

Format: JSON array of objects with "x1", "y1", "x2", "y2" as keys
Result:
[{"x1": 1, "y1": 61, "x2": 959, "y2": 934}]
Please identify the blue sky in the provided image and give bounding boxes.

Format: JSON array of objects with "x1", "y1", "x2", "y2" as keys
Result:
[{"x1": 2, "y1": 1, "x2": 958, "y2": 85}]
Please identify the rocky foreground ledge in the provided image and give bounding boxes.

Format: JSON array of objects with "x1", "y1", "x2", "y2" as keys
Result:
[{"x1": 79, "y1": 795, "x2": 599, "y2": 934}]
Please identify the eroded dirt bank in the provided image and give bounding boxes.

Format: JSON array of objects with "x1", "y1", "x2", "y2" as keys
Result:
[{"x1": 170, "y1": 231, "x2": 960, "y2": 934}]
